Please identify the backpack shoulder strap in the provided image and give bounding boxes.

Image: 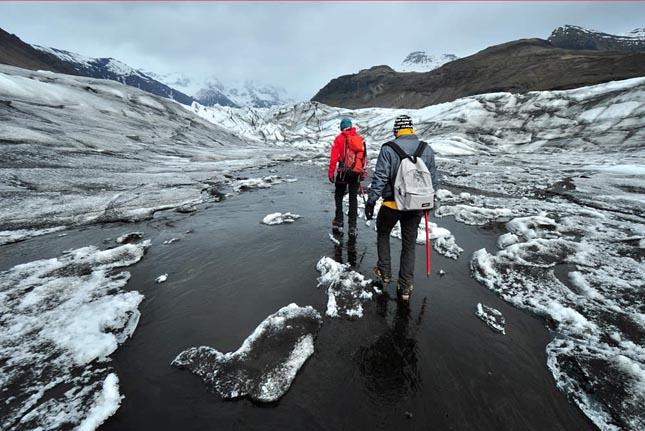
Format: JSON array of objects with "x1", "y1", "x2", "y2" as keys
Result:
[
  {"x1": 362, "y1": 139, "x2": 367, "y2": 165},
  {"x1": 342, "y1": 134, "x2": 349, "y2": 160},
  {"x1": 413, "y1": 141, "x2": 427, "y2": 158},
  {"x1": 383, "y1": 141, "x2": 408, "y2": 160}
]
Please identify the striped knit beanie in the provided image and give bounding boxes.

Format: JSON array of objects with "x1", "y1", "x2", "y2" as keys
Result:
[{"x1": 392, "y1": 115, "x2": 413, "y2": 135}]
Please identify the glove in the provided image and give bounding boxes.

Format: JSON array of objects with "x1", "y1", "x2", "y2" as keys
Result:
[
  {"x1": 361, "y1": 172, "x2": 367, "y2": 180},
  {"x1": 365, "y1": 201, "x2": 375, "y2": 221},
  {"x1": 329, "y1": 176, "x2": 335, "y2": 184}
]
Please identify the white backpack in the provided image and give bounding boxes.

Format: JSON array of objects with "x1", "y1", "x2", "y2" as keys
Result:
[{"x1": 385, "y1": 141, "x2": 435, "y2": 211}]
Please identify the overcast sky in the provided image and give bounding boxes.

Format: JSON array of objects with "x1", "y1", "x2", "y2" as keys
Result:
[{"x1": 1, "y1": 2, "x2": 643, "y2": 101}]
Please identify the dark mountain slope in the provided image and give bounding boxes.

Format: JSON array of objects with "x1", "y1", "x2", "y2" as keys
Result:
[
  {"x1": 548, "y1": 25, "x2": 645, "y2": 52},
  {"x1": 312, "y1": 38, "x2": 645, "y2": 109},
  {"x1": 0, "y1": 28, "x2": 76, "y2": 74}
]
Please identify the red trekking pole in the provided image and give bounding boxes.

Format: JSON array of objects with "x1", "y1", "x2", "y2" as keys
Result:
[
  {"x1": 424, "y1": 210, "x2": 431, "y2": 277},
  {"x1": 359, "y1": 182, "x2": 367, "y2": 206},
  {"x1": 359, "y1": 182, "x2": 369, "y2": 221}
]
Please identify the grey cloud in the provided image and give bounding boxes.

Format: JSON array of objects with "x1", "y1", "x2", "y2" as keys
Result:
[{"x1": 1, "y1": 2, "x2": 643, "y2": 101}]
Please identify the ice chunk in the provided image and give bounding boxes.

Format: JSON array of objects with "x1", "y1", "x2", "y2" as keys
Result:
[
  {"x1": 316, "y1": 257, "x2": 375, "y2": 319},
  {"x1": 76, "y1": 373, "x2": 123, "y2": 431},
  {"x1": 0, "y1": 241, "x2": 148, "y2": 430},
  {"x1": 497, "y1": 232, "x2": 520, "y2": 249},
  {"x1": 328, "y1": 233, "x2": 341, "y2": 245},
  {"x1": 435, "y1": 189, "x2": 454, "y2": 200},
  {"x1": 386, "y1": 219, "x2": 463, "y2": 260},
  {"x1": 475, "y1": 303, "x2": 506, "y2": 334},
  {"x1": 436, "y1": 204, "x2": 513, "y2": 225},
  {"x1": 172, "y1": 304, "x2": 322, "y2": 402},
  {"x1": 115, "y1": 231, "x2": 144, "y2": 244},
  {"x1": 0, "y1": 226, "x2": 66, "y2": 246},
  {"x1": 506, "y1": 214, "x2": 560, "y2": 240},
  {"x1": 433, "y1": 235, "x2": 464, "y2": 260},
  {"x1": 261, "y1": 212, "x2": 301, "y2": 225},
  {"x1": 175, "y1": 203, "x2": 197, "y2": 213},
  {"x1": 233, "y1": 175, "x2": 287, "y2": 192}
]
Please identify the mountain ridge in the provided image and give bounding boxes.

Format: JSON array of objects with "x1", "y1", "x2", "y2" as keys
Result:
[
  {"x1": 0, "y1": 26, "x2": 290, "y2": 108},
  {"x1": 548, "y1": 25, "x2": 645, "y2": 51},
  {"x1": 32, "y1": 45, "x2": 197, "y2": 106},
  {"x1": 0, "y1": 28, "x2": 77, "y2": 75},
  {"x1": 398, "y1": 51, "x2": 459, "y2": 72},
  {"x1": 149, "y1": 72, "x2": 294, "y2": 109},
  {"x1": 312, "y1": 37, "x2": 645, "y2": 109}
]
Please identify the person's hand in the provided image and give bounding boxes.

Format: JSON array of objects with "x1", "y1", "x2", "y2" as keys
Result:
[
  {"x1": 329, "y1": 176, "x2": 335, "y2": 184},
  {"x1": 365, "y1": 201, "x2": 375, "y2": 220},
  {"x1": 361, "y1": 172, "x2": 367, "y2": 180}
]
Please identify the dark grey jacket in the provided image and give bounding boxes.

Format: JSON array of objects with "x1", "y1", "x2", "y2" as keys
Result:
[{"x1": 367, "y1": 134, "x2": 439, "y2": 205}]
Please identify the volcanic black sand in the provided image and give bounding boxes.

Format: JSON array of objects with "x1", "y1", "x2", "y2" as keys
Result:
[{"x1": 0, "y1": 161, "x2": 598, "y2": 431}]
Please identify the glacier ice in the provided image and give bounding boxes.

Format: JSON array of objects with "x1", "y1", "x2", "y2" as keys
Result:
[
  {"x1": 475, "y1": 303, "x2": 506, "y2": 335},
  {"x1": 172, "y1": 304, "x2": 322, "y2": 402},
  {"x1": 316, "y1": 256, "x2": 375, "y2": 319},
  {"x1": 0, "y1": 241, "x2": 149, "y2": 430},
  {"x1": 261, "y1": 212, "x2": 302, "y2": 225}
]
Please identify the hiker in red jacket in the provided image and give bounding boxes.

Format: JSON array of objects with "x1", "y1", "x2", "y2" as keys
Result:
[{"x1": 328, "y1": 117, "x2": 367, "y2": 238}]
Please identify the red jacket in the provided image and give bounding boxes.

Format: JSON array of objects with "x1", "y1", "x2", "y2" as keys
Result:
[{"x1": 328, "y1": 127, "x2": 367, "y2": 179}]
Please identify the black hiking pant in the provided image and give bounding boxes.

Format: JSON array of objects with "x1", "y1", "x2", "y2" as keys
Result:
[
  {"x1": 334, "y1": 172, "x2": 360, "y2": 228},
  {"x1": 376, "y1": 205, "x2": 422, "y2": 289}
]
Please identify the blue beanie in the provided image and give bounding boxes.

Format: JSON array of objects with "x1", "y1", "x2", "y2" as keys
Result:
[{"x1": 340, "y1": 117, "x2": 352, "y2": 130}]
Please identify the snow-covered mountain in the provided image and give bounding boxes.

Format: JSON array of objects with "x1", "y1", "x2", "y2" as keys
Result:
[
  {"x1": 142, "y1": 72, "x2": 238, "y2": 107},
  {"x1": 33, "y1": 46, "x2": 195, "y2": 105},
  {"x1": 398, "y1": 51, "x2": 459, "y2": 72},
  {"x1": 146, "y1": 72, "x2": 295, "y2": 108},
  {"x1": 224, "y1": 80, "x2": 294, "y2": 109},
  {"x1": 1, "y1": 26, "x2": 293, "y2": 109},
  {"x1": 624, "y1": 27, "x2": 645, "y2": 38},
  {"x1": 34, "y1": 46, "x2": 294, "y2": 109},
  {"x1": 548, "y1": 25, "x2": 645, "y2": 51}
]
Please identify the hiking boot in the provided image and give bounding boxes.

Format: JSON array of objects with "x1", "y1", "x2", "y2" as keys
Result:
[
  {"x1": 397, "y1": 283, "x2": 413, "y2": 301},
  {"x1": 373, "y1": 267, "x2": 392, "y2": 284},
  {"x1": 332, "y1": 219, "x2": 343, "y2": 234},
  {"x1": 348, "y1": 226, "x2": 358, "y2": 237}
]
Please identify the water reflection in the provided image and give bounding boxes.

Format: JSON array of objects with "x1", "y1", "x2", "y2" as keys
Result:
[
  {"x1": 333, "y1": 235, "x2": 358, "y2": 268},
  {"x1": 354, "y1": 296, "x2": 427, "y2": 405}
]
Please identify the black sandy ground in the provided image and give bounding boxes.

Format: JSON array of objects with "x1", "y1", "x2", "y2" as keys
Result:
[{"x1": 0, "y1": 161, "x2": 597, "y2": 431}]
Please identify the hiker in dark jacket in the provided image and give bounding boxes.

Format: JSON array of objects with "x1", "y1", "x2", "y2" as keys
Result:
[
  {"x1": 365, "y1": 115, "x2": 439, "y2": 301},
  {"x1": 328, "y1": 117, "x2": 367, "y2": 237}
]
